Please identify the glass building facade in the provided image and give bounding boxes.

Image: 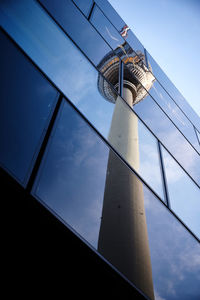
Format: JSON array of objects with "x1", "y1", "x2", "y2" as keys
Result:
[{"x1": 0, "y1": 1, "x2": 199, "y2": 299}]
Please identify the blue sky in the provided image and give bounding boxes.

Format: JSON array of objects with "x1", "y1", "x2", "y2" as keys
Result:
[{"x1": 108, "y1": 0, "x2": 200, "y2": 117}]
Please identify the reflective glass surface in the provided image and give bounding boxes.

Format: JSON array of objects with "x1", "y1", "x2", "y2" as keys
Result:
[
  {"x1": 161, "y1": 146, "x2": 200, "y2": 238},
  {"x1": 126, "y1": 31, "x2": 146, "y2": 65},
  {"x1": 0, "y1": 0, "x2": 111, "y2": 67},
  {"x1": 148, "y1": 79, "x2": 200, "y2": 153},
  {"x1": 147, "y1": 51, "x2": 200, "y2": 132},
  {"x1": 38, "y1": 0, "x2": 112, "y2": 66},
  {"x1": 90, "y1": 5, "x2": 124, "y2": 50},
  {"x1": 33, "y1": 99, "x2": 109, "y2": 249},
  {"x1": 0, "y1": 0, "x2": 165, "y2": 197},
  {"x1": 0, "y1": 29, "x2": 58, "y2": 186},
  {"x1": 0, "y1": 0, "x2": 115, "y2": 113},
  {"x1": 32, "y1": 98, "x2": 200, "y2": 299},
  {"x1": 94, "y1": 0, "x2": 125, "y2": 31},
  {"x1": 133, "y1": 91, "x2": 200, "y2": 186},
  {"x1": 138, "y1": 120, "x2": 165, "y2": 201},
  {"x1": 73, "y1": 0, "x2": 93, "y2": 17},
  {"x1": 143, "y1": 186, "x2": 200, "y2": 300}
]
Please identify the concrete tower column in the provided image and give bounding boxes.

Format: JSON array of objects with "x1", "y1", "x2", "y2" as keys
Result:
[{"x1": 98, "y1": 86, "x2": 155, "y2": 300}]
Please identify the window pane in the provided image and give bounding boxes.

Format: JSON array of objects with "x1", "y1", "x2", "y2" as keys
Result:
[
  {"x1": 143, "y1": 186, "x2": 200, "y2": 300},
  {"x1": 0, "y1": 0, "x2": 111, "y2": 67},
  {"x1": 161, "y1": 146, "x2": 200, "y2": 238},
  {"x1": 38, "y1": 0, "x2": 111, "y2": 66},
  {"x1": 138, "y1": 120, "x2": 165, "y2": 201},
  {"x1": 94, "y1": 0, "x2": 125, "y2": 31},
  {"x1": 0, "y1": 29, "x2": 58, "y2": 186},
  {"x1": 73, "y1": 0, "x2": 93, "y2": 17},
  {"x1": 147, "y1": 51, "x2": 200, "y2": 132},
  {"x1": 90, "y1": 5, "x2": 124, "y2": 50},
  {"x1": 148, "y1": 79, "x2": 200, "y2": 153},
  {"x1": 32, "y1": 99, "x2": 155, "y2": 298},
  {"x1": 126, "y1": 31, "x2": 146, "y2": 65},
  {"x1": 133, "y1": 89, "x2": 200, "y2": 186},
  {"x1": 32, "y1": 99, "x2": 109, "y2": 249}
]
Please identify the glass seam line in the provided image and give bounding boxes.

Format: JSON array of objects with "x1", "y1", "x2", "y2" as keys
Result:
[{"x1": 26, "y1": 93, "x2": 63, "y2": 193}]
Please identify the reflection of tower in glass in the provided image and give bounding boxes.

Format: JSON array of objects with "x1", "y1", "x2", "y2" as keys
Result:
[{"x1": 97, "y1": 32, "x2": 155, "y2": 299}]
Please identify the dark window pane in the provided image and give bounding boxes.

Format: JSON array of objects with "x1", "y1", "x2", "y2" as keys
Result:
[
  {"x1": 38, "y1": 0, "x2": 111, "y2": 66},
  {"x1": 161, "y1": 146, "x2": 200, "y2": 238},
  {"x1": 147, "y1": 51, "x2": 200, "y2": 132},
  {"x1": 148, "y1": 79, "x2": 200, "y2": 153},
  {"x1": 90, "y1": 5, "x2": 124, "y2": 50},
  {"x1": 94, "y1": 0, "x2": 125, "y2": 31},
  {"x1": 143, "y1": 186, "x2": 200, "y2": 300},
  {"x1": 0, "y1": 0, "x2": 117, "y2": 98},
  {"x1": 133, "y1": 90, "x2": 200, "y2": 186},
  {"x1": 73, "y1": 0, "x2": 93, "y2": 17},
  {"x1": 0, "y1": 29, "x2": 58, "y2": 186}
]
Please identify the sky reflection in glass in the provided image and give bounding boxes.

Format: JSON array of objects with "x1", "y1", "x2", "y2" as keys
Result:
[
  {"x1": 147, "y1": 51, "x2": 200, "y2": 133},
  {"x1": 161, "y1": 147, "x2": 200, "y2": 238},
  {"x1": 144, "y1": 186, "x2": 200, "y2": 300},
  {"x1": 133, "y1": 92, "x2": 200, "y2": 186},
  {"x1": 148, "y1": 80, "x2": 200, "y2": 153},
  {"x1": 33, "y1": 100, "x2": 109, "y2": 248},
  {"x1": 0, "y1": 29, "x2": 58, "y2": 186}
]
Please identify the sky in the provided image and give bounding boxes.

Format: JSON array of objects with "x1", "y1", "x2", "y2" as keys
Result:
[{"x1": 108, "y1": 0, "x2": 200, "y2": 117}]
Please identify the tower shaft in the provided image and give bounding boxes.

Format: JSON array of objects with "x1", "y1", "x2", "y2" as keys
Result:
[{"x1": 98, "y1": 87, "x2": 155, "y2": 300}]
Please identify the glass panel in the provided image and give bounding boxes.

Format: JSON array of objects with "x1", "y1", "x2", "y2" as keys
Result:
[
  {"x1": 0, "y1": 0, "x2": 111, "y2": 67},
  {"x1": 73, "y1": 0, "x2": 93, "y2": 17},
  {"x1": 161, "y1": 146, "x2": 200, "y2": 238},
  {"x1": 0, "y1": 29, "x2": 58, "y2": 186},
  {"x1": 147, "y1": 51, "x2": 200, "y2": 132},
  {"x1": 38, "y1": 0, "x2": 112, "y2": 66},
  {"x1": 125, "y1": 31, "x2": 146, "y2": 65},
  {"x1": 32, "y1": 100, "x2": 200, "y2": 299},
  {"x1": 32, "y1": 98, "x2": 155, "y2": 299},
  {"x1": 94, "y1": 0, "x2": 125, "y2": 31},
  {"x1": 143, "y1": 186, "x2": 200, "y2": 300},
  {"x1": 90, "y1": 5, "x2": 124, "y2": 50},
  {"x1": 0, "y1": 0, "x2": 116, "y2": 108},
  {"x1": 138, "y1": 120, "x2": 165, "y2": 201},
  {"x1": 148, "y1": 79, "x2": 200, "y2": 153},
  {"x1": 133, "y1": 89, "x2": 200, "y2": 186},
  {"x1": 33, "y1": 99, "x2": 109, "y2": 249}
]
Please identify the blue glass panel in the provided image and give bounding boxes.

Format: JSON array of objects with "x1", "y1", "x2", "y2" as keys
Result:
[
  {"x1": 147, "y1": 51, "x2": 200, "y2": 132},
  {"x1": 38, "y1": 0, "x2": 111, "y2": 66},
  {"x1": 73, "y1": 0, "x2": 93, "y2": 17},
  {"x1": 32, "y1": 99, "x2": 109, "y2": 248},
  {"x1": 94, "y1": 0, "x2": 125, "y2": 31},
  {"x1": 161, "y1": 146, "x2": 200, "y2": 238},
  {"x1": 0, "y1": 29, "x2": 58, "y2": 186},
  {"x1": 144, "y1": 186, "x2": 200, "y2": 300},
  {"x1": 90, "y1": 5, "x2": 124, "y2": 50},
  {"x1": 0, "y1": 0, "x2": 111, "y2": 67},
  {"x1": 148, "y1": 79, "x2": 200, "y2": 153},
  {"x1": 133, "y1": 91, "x2": 200, "y2": 186}
]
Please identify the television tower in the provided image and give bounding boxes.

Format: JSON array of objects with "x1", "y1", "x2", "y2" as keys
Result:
[{"x1": 97, "y1": 26, "x2": 155, "y2": 300}]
